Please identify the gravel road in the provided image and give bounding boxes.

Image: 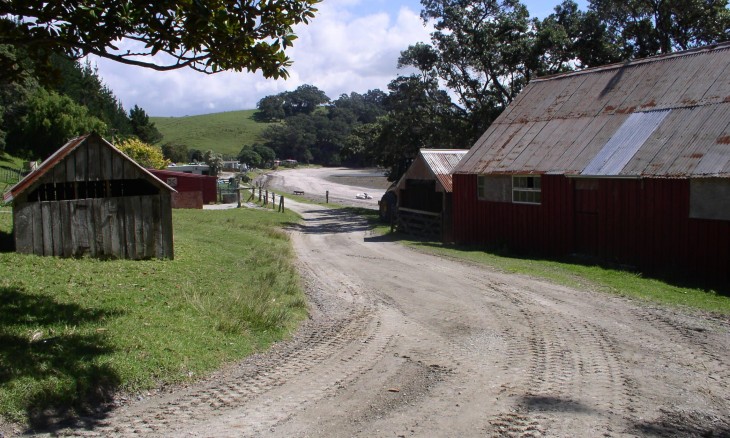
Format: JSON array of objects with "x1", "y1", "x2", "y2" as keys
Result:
[{"x1": 38, "y1": 168, "x2": 729, "y2": 437}]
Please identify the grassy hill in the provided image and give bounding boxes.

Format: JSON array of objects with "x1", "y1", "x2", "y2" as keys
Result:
[{"x1": 151, "y1": 109, "x2": 274, "y2": 158}]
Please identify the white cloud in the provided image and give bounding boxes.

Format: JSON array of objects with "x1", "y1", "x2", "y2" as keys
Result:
[{"x1": 89, "y1": 2, "x2": 431, "y2": 117}]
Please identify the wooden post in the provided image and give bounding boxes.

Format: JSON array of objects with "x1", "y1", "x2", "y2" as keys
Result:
[
  {"x1": 279, "y1": 196, "x2": 284, "y2": 212},
  {"x1": 237, "y1": 188, "x2": 241, "y2": 208},
  {"x1": 326, "y1": 190, "x2": 329, "y2": 203},
  {"x1": 264, "y1": 190, "x2": 268, "y2": 206},
  {"x1": 259, "y1": 187, "x2": 262, "y2": 202},
  {"x1": 272, "y1": 192, "x2": 276, "y2": 209}
]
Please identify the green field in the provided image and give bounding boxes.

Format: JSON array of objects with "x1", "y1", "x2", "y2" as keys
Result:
[
  {"x1": 151, "y1": 109, "x2": 274, "y2": 158},
  {"x1": 0, "y1": 205, "x2": 306, "y2": 425}
]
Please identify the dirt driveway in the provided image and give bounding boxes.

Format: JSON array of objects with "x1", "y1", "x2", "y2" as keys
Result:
[{"x1": 43, "y1": 168, "x2": 729, "y2": 437}]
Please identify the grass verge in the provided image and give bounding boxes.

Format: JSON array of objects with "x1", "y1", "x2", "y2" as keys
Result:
[
  {"x1": 328, "y1": 206, "x2": 730, "y2": 315},
  {"x1": 0, "y1": 206, "x2": 307, "y2": 427}
]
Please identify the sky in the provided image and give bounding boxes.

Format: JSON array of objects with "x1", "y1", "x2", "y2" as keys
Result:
[{"x1": 89, "y1": 0, "x2": 588, "y2": 118}]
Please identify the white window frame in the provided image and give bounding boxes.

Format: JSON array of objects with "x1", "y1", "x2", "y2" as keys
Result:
[{"x1": 512, "y1": 175, "x2": 541, "y2": 205}]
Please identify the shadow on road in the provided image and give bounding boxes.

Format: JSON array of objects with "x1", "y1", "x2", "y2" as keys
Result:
[{"x1": 286, "y1": 208, "x2": 375, "y2": 235}]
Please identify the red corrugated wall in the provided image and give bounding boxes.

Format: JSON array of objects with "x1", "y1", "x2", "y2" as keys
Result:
[
  {"x1": 149, "y1": 170, "x2": 217, "y2": 205},
  {"x1": 452, "y1": 174, "x2": 730, "y2": 281}
]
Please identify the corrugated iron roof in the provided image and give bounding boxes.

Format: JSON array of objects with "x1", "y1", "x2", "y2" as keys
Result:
[
  {"x1": 420, "y1": 149, "x2": 469, "y2": 192},
  {"x1": 3, "y1": 133, "x2": 174, "y2": 203},
  {"x1": 455, "y1": 42, "x2": 730, "y2": 177}
]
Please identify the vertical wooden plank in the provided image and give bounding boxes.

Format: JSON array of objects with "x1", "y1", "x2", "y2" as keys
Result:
[
  {"x1": 13, "y1": 203, "x2": 34, "y2": 253},
  {"x1": 87, "y1": 137, "x2": 100, "y2": 181},
  {"x1": 160, "y1": 193, "x2": 174, "y2": 259},
  {"x1": 108, "y1": 198, "x2": 124, "y2": 258},
  {"x1": 112, "y1": 151, "x2": 124, "y2": 181},
  {"x1": 140, "y1": 196, "x2": 154, "y2": 258},
  {"x1": 49, "y1": 201, "x2": 66, "y2": 257},
  {"x1": 100, "y1": 141, "x2": 113, "y2": 184},
  {"x1": 41, "y1": 202, "x2": 55, "y2": 256},
  {"x1": 29, "y1": 202, "x2": 43, "y2": 255},
  {"x1": 123, "y1": 197, "x2": 136, "y2": 259},
  {"x1": 60, "y1": 201, "x2": 73, "y2": 257},
  {"x1": 87, "y1": 198, "x2": 100, "y2": 257},
  {"x1": 71, "y1": 200, "x2": 92, "y2": 257},
  {"x1": 133, "y1": 197, "x2": 145, "y2": 259},
  {"x1": 75, "y1": 141, "x2": 88, "y2": 182},
  {"x1": 53, "y1": 156, "x2": 66, "y2": 185}
]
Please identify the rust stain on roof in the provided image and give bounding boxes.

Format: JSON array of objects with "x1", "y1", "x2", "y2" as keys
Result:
[
  {"x1": 717, "y1": 135, "x2": 730, "y2": 145},
  {"x1": 641, "y1": 99, "x2": 657, "y2": 108}
]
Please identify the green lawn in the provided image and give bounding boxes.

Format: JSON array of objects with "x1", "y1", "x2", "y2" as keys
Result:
[
  {"x1": 152, "y1": 109, "x2": 275, "y2": 158},
  {"x1": 0, "y1": 206, "x2": 306, "y2": 425}
]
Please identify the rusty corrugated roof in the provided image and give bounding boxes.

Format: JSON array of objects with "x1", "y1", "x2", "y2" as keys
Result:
[
  {"x1": 455, "y1": 43, "x2": 730, "y2": 177},
  {"x1": 421, "y1": 149, "x2": 469, "y2": 192}
]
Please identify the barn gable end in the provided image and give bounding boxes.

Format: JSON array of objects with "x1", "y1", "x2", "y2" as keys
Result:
[{"x1": 4, "y1": 133, "x2": 174, "y2": 260}]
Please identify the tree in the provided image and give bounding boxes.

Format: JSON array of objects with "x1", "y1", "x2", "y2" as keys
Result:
[
  {"x1": 5, "y1": 88, "x2": 106, "y2": 159},
  {"x1": 161, "y1": 142, "x2": 189, "y2": 163},
  {"x1": 51, "y1": 56, "x2": 133, "y2": 137},
  {"x1": 589, "y1": 0, "x2": 730, "y2": 57},
  {"x1": 253, "y1": 144, "x2": 276, "y2": 164},
  {"x1": 238, "y1": 145, "x2": 262, "y2": 168},
  {"x1": 255, "y1": 95, "x2": 286, "y2": 122},
  {"x1": 203, "y1": 150, "x2": 223, "y2": 177},
  {"x1": 116, "y1": 138, "x2": 168, "y2": 169},
  {"x1": 413, "y1": 0, "x2": 537, "y2": 129},
  {"x1": 130, "y1": 105, "x2": 163, "y2": 144},
  {"x1": 0, "y1": 1, "x2": 320, "y2": 77},
  {"x1": 282, "y1": 84, "x2": 330, "y2": 116}
]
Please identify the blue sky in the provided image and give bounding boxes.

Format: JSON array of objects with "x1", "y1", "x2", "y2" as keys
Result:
[{"x1": 90, "y1": 0, "x2": 589, "y2": 117}]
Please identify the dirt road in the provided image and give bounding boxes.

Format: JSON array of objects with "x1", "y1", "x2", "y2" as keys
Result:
[{"x1": 46, "y1": 169, "x2": 729, "y2": 437}]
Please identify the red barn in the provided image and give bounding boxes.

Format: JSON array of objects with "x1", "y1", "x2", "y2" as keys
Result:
[
  {"x1": 452, "y1": 43, "x2": 730, "y2": 281},
  {"x1": 148, "y1": 169, "x2": 217, "y2": 208}
]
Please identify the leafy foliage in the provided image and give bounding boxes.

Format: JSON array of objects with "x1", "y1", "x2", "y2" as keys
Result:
[
  {"x1": 203, "y1": 150, "x2": 223, "y2": 177},
  {"x1": 5, "y1": 88, "x2": 106, "y2": 159},
  {"x1": 161, "y1": 142, "x2": 189, "y2": 163},
  {"x1": 0, "y1": 0, "x2": 321, "y2": 77},
  {"x1": 116, "y1": 138, "x2": 168, "y2": 169},
  {"x1": 129, "y1": 105, "x2": 163, "y2": 144}
]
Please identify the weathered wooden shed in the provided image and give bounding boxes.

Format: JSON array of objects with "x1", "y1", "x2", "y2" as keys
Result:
[
  {"x1": 3, "y1": 133, "x2": 175, "y2": 259},
  {"x1": 452, "y1": 43, "x2": 730, "y2": 281},
  {"x1": 394, "y1": 149, "x2": 468, "y2": 241}
]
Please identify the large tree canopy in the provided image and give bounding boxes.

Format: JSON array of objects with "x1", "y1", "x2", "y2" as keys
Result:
[{"x1": 0, "y1": 0, "x2": 320, "y2": 77}]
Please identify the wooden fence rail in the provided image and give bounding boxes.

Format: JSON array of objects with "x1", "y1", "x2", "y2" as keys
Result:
[{"x1": 396, "y1": 207, "x2": 442, "y2": 240}]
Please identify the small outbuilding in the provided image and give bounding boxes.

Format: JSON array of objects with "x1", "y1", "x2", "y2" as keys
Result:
[
  {"x1": 393, "y1": 149, "x2": 468, "y2": 241},
  {"x1": 452, "y1": 43, "x2": 730, "y2": 280},
  {"x1": 148, "y1": 169, "x2": 216, "y2": 208},
  {"x1": 3, "y1": 133, "x2": 175, "y2": 259}
]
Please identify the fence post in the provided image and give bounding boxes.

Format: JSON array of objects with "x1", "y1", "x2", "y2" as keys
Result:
[
  {"x1": 237, "y1": 188, "x2": 241, "y2": 208},
  {"x1": 279, "y1": 196, "x2": 284, "y2": 212},
  {"x1": 264, "y1": 190, "x2": 268, "y2": 206},
  {"x1": 272, "y1": 192, "x2": 276, "y2": 209},
  {"x1": 326, "y1": 190, "x2": 329, "y2": 204},
  {"x1": 259, "y1": 186, "x2": 262, "y2": 202}
]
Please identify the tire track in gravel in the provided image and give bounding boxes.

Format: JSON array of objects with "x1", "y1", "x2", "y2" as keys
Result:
[{"x1": 463, "y1": 276, "x2": 635, "y2": 437}]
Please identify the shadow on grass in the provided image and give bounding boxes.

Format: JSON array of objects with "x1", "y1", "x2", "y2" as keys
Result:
[
  {"x1": 0, "y1": 287, "x2": 121, "y2": 432},
  {"x1": 0, "y1": 227, "x2": 13, "y2": 253},
  {"x1": 409, "y1": 240, "x2": 730, "y2": 296}
]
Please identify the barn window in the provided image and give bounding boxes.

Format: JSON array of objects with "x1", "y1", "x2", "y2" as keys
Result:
[
  {"x1": 512, "y1": 176, "x2": 541, "y2": 204},
  {"x1": 477, "y1": 175, "x2": 511, "y2": 202}
]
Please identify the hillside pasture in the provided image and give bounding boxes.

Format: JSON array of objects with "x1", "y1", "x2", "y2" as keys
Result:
[{"x1": 152, "y1": 110, "x2": 275, "y2": 158}]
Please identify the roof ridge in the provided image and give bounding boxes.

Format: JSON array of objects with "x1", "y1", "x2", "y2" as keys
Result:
[{"x1": 533, "y1": 42, "x2": 730, "y2": 83}]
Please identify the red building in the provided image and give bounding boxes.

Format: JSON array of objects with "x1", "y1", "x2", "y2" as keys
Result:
[
  {"x1": 148, "y1": 169, "x2": 217, "y2": 208},
  {"x1": 452, "y1": 43, "x2": 730, "y2": 281}
]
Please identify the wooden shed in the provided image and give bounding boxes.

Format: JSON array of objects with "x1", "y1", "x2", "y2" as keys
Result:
[
  {"x1": 3, "y1": 133, "x2": 175, "y2": 259},
  {"x1": 394, "y1": 149, "x2": 468, "y2": 241},
  {"x1": 452, "y1": 43, "x2": 730, "y2": 281}
]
